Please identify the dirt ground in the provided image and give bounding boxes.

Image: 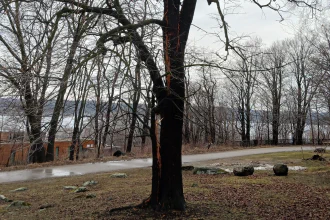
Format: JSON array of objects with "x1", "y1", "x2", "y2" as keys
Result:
[{"x1": 1, "y1": 151, "x2": 330, "y2": 219}]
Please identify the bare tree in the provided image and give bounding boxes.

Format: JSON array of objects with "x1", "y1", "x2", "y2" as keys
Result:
[
  {"x1": 260, "y1": 41, "x2": 287, "y2": 145},
  {"x1": 0, "y1": 0, "x2": 64, "y2": 162},
  {"x1": 286, "y1": 33, "x2": 322, "y2": 145},
  {"x1": 69, "y1": 57, "x2": 94, "y2": 160},
  {"x1": 224, "y1": 40, "x2": 261, "y2": 146},
  {"x1": 46, "y1": 5, "x2": 98, "y2": 161},
  {"x1": 1, "y1": 0, "x2": 318, "y2": 211}
]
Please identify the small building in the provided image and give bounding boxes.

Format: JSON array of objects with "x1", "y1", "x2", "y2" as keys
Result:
[
  {"x1": 0, "y1": 131, "x2": 25, "y2": 143},
  {"x1": 0, "y1": 139, "x2": 95, "y2": 166}
]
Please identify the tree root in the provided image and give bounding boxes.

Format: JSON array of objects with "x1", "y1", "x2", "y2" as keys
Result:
[{"x1": 136, "y1": 196, "x2": 152, "y2": 209}]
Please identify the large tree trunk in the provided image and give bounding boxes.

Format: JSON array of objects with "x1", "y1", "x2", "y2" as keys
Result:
[
  {"x1": 24, "y1": 85, "x2": 45, "y2": 163},
  {"x1": 148, "y1": 0, "x2": 197, "y2": 210},
  {"x1": 107, "y1": 0, "x2": 196, "y2": 210},
  {"x1": 28, "y1": 121, "x2": 45, "y2": 163},
  {"x1": 295, "y1": 85, "x2": 304, "y2": 145},
  {"x1": 296, "y1": 117, "x2": 306, "y2": 145},
  {"x1": 157, "y1": 93, "x2": 185, "y2": 209},
  {"x1": 272, "y1": 100, "x2": 280, "y2": 145}
]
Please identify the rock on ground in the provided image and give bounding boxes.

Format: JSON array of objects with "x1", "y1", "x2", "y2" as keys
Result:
[
  {"x1": 74, "y1": 187, "x2": 88, "y2": 193},
  {"x1": 233, "y1": 165, "x2": 254, "y2": 176},
  {"x1": 0, "y1": 194, "x2": 12, "y2": 202},
  {"x1": 39, "y1": 204, "x2": 55, "y2": 209},
  {"x1": 110, "y1": 173, "x2": 127, "y2": 178},
  {"x1": 10, "y1": 187, "x2": 28, "y2": 192},
  {"x1": 314, "y1": 148, "x2": 326, "y2": 153},
  {"x1": 7, "y1": 201, "x2": 30, "y2": 208},
  {"x1": 63, "y1": 186, "x2": 78, "y2": 190},
  {"x1": 273, "y1": 164, "x2": 288, "y2": 176},
  {"x1": 86, "y1": 194, "x2": 96, "y2": 198},
  {"x1": 83, "y1": 180, "x2": 98, "y2": 186}
]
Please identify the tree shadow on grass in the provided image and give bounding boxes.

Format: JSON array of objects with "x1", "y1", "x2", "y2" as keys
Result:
[{"x1": 99, "y1": 203, "x2": 214, "y2": 220}]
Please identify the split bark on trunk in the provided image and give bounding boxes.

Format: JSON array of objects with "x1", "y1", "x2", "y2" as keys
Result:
[
  {"x1": 148, "y1": 0, "x2": 196, "y2": 210},
  {"x1": 94, "y1": 0, "x2": 197, "y2": 210}
]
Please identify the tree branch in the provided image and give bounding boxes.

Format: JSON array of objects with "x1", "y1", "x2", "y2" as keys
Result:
[{"x1": 97, "y1": 19, "x2": 164, "y2": 47}]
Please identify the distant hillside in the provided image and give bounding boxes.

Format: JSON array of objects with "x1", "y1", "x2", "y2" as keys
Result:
[
  {"x1": 0, "y1": 98, "x2": 327, "y2": 125},
  {"x1": 0, "y1": 98, "x2": 98, "y2": 116},
  {"x1": 0, "y1": 98, "x2": 146, "y2": 117}
]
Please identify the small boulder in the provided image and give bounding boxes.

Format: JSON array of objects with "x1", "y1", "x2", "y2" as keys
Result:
[
  {"x1": 314, "y1": 148, "x2": 326, "y2": 153},
  {"x1": 74, "y1": 187, "x2": 88, "y2": 193},
  {"x1": 193, "y1": 167, "x2": 228, "y2": 175},
  {"x1": 0, "y1": 195, "x2": 12, "y2": 202},
  {"x1": 113, "y1": 150, "x2": 125, "y2": 157},
  {"x1": 86, "y1": 194, "x2": 96, "y2": 199},
  {"x1": 233, "y1": 165, "x2": 254, "y2": 176},
  {"x1": 7, "y1": 201, "x2": 30, "y2": 208},
  {"x1": 0, "y1": 195, "x2": 7, "y2": 201},
  {"x1": 10, "y1": 187, "x2": 28, "y2": 192},
  {"x1": 273, "y1": 164, "x2": 288, "y2": 176},
  {"x1": 83, "y1": 180, "x2": 98, "y2": 186},
  {"x1": 110, "y1": 173, "x2": 127, "y2": 178},
  {"x1": 63, "y1": 186, "x2": 78, "y2": 190},
  {"x1": 39, "y1": 204, "x2": 54, "y2": 209}
]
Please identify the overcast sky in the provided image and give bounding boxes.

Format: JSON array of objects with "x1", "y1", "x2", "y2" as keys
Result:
[{"x1": 189, "y1": 1, "x2": 304, "y2": 50}]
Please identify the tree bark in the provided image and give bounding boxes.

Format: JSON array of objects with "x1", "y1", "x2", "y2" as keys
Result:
[
  {"x1": 102, "y1": 70, "x2": 119, "y2": 149},
  {"x1": 126, "y1": 59, "x2": 141, "y2": 153},
  {"x1": 46, "y1": 33, "x2": 81, "y2": 161},
  {"x1": 92, "y1": 0, "x2": 196, "y2": 210},
  {"x1": 148, "y1": 0, "x2": 197, "y2": 210}
]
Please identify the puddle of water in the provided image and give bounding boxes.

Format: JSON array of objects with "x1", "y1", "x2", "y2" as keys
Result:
[{"x1": 104, "y1": 158, "x2": 152, "y2": 165}]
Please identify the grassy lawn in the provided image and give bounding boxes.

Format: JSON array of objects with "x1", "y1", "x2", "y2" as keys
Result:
[{"x1": 1, "y1": 151, "x2": 330, "y2": 219}]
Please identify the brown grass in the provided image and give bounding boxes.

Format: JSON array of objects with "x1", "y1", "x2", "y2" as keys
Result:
[{"x1": 1, "y1": 151, "x2": 330, "y2": 219}]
